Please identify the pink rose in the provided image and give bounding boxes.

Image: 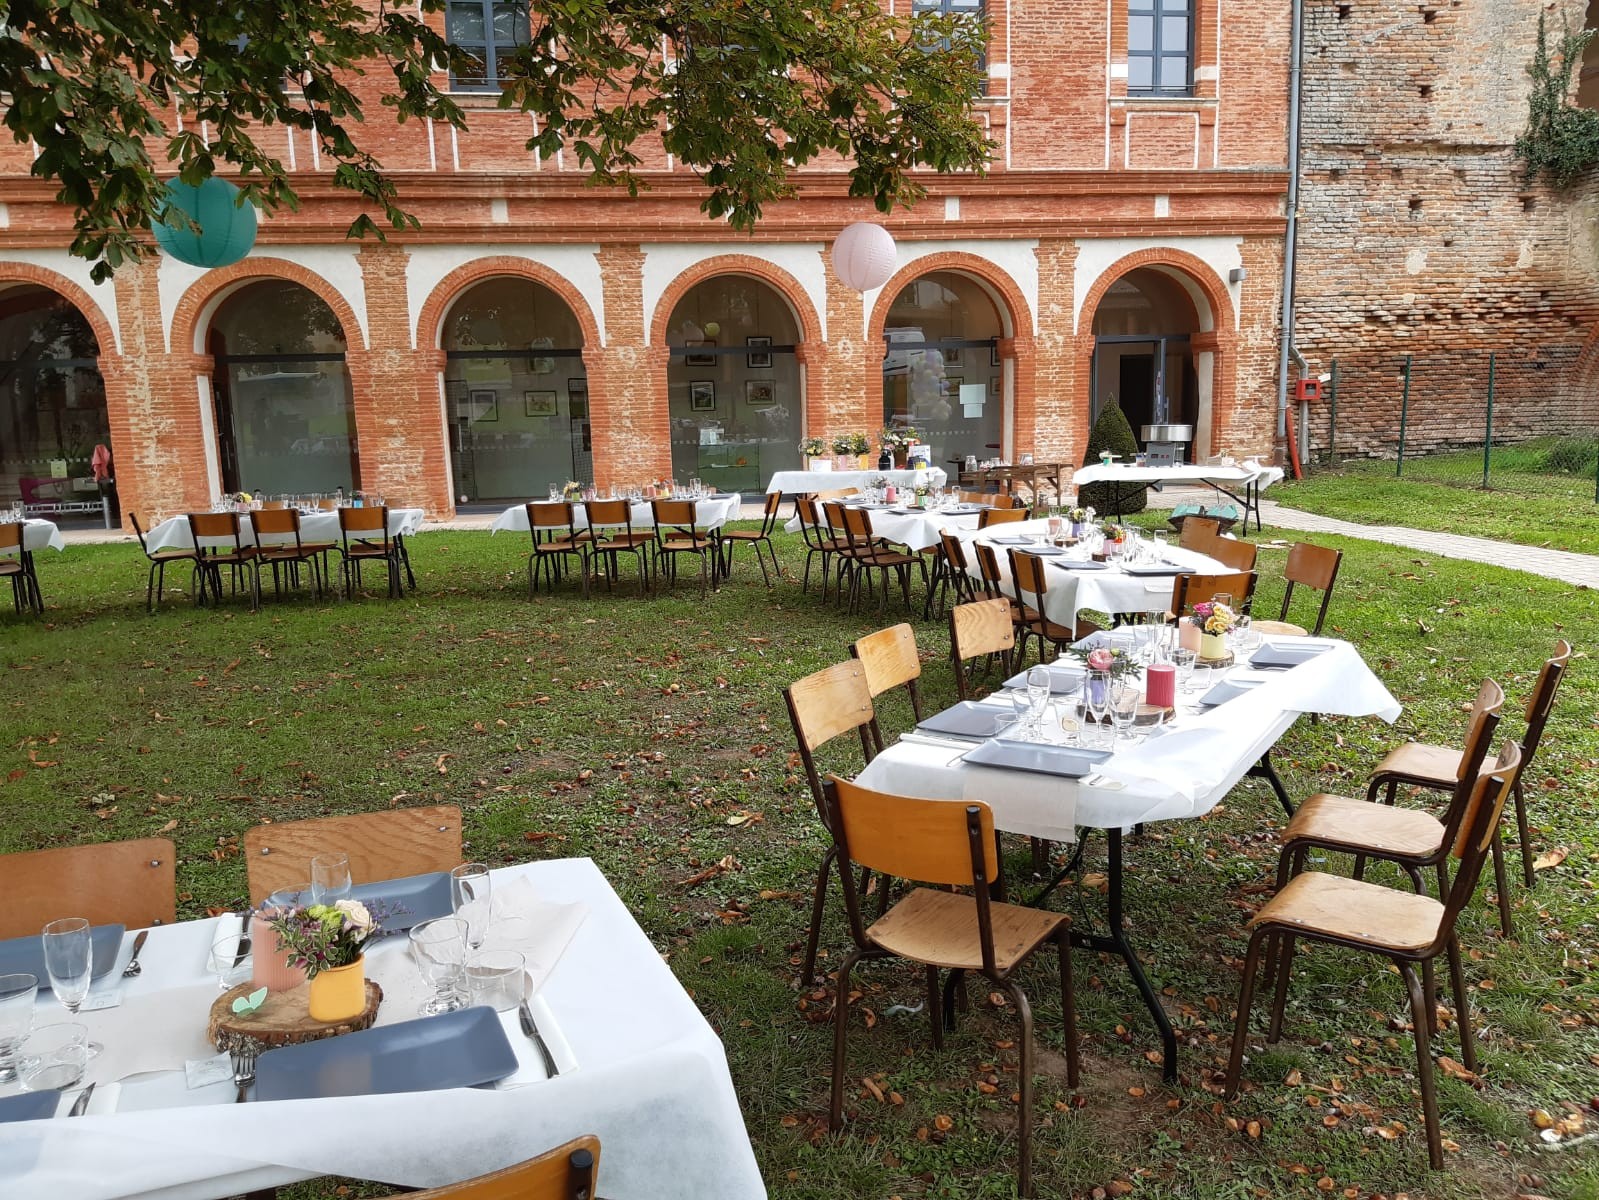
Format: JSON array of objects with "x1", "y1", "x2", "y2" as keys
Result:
[{"x1": 1086, "y1": 648, "x2": 1114, "y2": 671}]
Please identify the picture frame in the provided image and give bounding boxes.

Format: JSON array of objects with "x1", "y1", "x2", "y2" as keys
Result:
[
  {"x1": 567, "y1": 378, "x2": 588, "y2": 419},
  {"x1": 524, "y1": 389, "x2": 558, "y2": 418},
  {"x1": 684, "y1": 338, "x2": 717, "y2": 366},
  {"x1": 989, "y1": 342, "x2": 1001, "y2": 367},
  {"x1": 745, "y1": 336, "x2": 773, "y2": 369},
  {"x1": 946, "y1": 375, "x2": 965, "y2": 394},
  {"x1": 530, "y1": 336, "x2": 556, "y2": 376},
  {"x1": 988, "y1": 375, "x2": 1002, "y2": 399},
  {"x1": 689, "y1": 380, "x2": 717, "y2": 412},
  {"x1": 468, "y1": 389, "x2": 498, "y2": 422},
  {"x1": 942, "y1": 345, "x2": 963, "y2": 366},
  {"x1": 744, "y1": 380, "x2": 776, "y2": 409}
]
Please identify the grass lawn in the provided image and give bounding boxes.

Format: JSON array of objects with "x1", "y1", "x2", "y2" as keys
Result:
[{"x1": 2, "y1": 524, "x2": 1597, "y2": 1200}]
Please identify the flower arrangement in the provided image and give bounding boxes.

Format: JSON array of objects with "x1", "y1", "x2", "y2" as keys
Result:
[
  {"x1": 1188, "y1": 600, "x2": 1237, "y2": 635},
  {"x1": 1066, "y1": 505, "x2": 1094, "y2": 524},
  {"x1": 232, "y1": 491, "x2": 253, "y2": 506},
  {"x1": 880, "y1": 425, "x2": 918, "y2": 452},
  {"x1": 561, "y1": 480, "x2": 582, "y2": 500},
  {"x1": 265, "y1": 899, "x2": 391, "y2": 978},
  {"x1": 828, "y1": 434, "x2": 853, "y2": 455},
  {"x1": 1101, "y1": 522, "x2": 1126, "y2": 542},
  {"x1": 800, "y1": 436, "x2": 829, "y2": 458},
  {"x1": 1071, "y1": 644, "x2": 1138, "y2": 679},
  {"x1": 846, "y1": 432, "x2": 872, "y2": 456}
]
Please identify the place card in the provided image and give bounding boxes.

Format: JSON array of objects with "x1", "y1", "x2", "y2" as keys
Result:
[
  {"x1": 184, "y1": 1051, "x2": 233, "y2": 1090},
  {"x1": 79, "y1": 986, "x2": 124, "y2": 1012}
]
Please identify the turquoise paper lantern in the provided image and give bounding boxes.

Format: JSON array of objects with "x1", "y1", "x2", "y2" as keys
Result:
[{"x1": 152, "y1": 177, "x2": 258, "y2": 268}]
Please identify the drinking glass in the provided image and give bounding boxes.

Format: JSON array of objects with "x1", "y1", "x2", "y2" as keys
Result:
[
  {"x1": 548, "y1": 485, "x2": 560, "y2": 502},
  {"x1": 310, "y1": 852, "x2": 352, "y2": 905},
  {"x1": 41, "y1": 919, "x2": 101, "y2": 1058},
  {"x1": 410, "y1": 918, "x2": 470, "y2": 1016},
  {"x1": 1232, "y1": 615, "x2": 1257, "y2": 659},
  {"x1": 211, "y1": 927, "x2": 254, "y2": 991},
  {"x1": 465, "y1": 950, "x2": 526, "y2": 1012},
  {"x1": 18, "y1": 1022, "x2": 88, "y2": 1092},
  {"x1": 1172, "y1": 647, "x2": 1197, "y2": 694},
  {"x1": 1026, "y1": 666, "x2": 1053, "y2": 738},
  {"x1": 1212, "y1": 592, "x2": 1234, "y2": 613},
  {"x1": 1152, "y1": 530, "x2": 1169, "y2": 559},
  {"x1": 1086, "y1": 670, "x2": 1112, "y2": 748},
  {"x1": 450, "y1": 862, "x2": 493, "y2": 950},
  {"x1": 0, "y1": 973, "x2": 38, "y2": 1083},
  {"x1": 1109, "y1": 681, "x2": 1140, "y2": 747},
  {"x1": 1059, "y1": 681, "x2": 1084, "y2": 746}
]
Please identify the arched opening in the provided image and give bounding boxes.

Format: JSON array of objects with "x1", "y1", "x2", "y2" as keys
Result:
[
  {"x1": 882, "y1": 271, "x2": 1005, "y2": 466},
  {"x1": 1091, "y1": 267, "x2": 1204, "y2": 444},
  {"x1": 0, "y1": 286, "x2": 110, "y2": 511},
  {"x1": 665, "y1": 275, "x2": 803, "y2": 491},
  {"x1": 442, "y1": 276, "x2": 587, "y2": 501},
  {"x1": 209, "y1": 280, "x2": 357, "y2": 496}
]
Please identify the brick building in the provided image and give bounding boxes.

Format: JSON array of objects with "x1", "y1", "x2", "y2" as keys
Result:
[{"x1": 0, "y1": 0, "x2": 1298, "y2": 521}]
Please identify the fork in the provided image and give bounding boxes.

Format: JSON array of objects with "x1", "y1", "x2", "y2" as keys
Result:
[{"x1": 230, "y1": 1047, "x2": 258, "y2": 1103}]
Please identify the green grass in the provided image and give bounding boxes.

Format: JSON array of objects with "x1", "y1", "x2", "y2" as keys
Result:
[
  {"x1": 3, "y1": 527, "x2": 1598, "y2": 1199},
  {"x1": 1282, "y1": 439, "x2": 1599, "y2": 555}
]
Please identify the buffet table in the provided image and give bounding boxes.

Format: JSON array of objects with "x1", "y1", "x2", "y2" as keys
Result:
[
  {"x1": 765, "y1": 467, "x2": 948, "y2": 496},
  {"x1": 1071, "y1": 463, "x2": 1286, "y2": 530}
]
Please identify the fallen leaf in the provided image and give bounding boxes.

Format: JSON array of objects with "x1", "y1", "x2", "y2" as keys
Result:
[{"x1": 1533, "y1": 847, "x2": 1568, "y2": 871}]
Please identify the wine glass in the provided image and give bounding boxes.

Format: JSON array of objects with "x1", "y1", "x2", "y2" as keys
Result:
[
  {"x1": 0, "y1": 973, "x2": 38, "y2": 1083},
  {"x1": 410, "y1": 918, "x2": 470, "y2": 1016},
  {"x1": 310, "y1": 852, "x2": 352, "y2": 905},
  {"x1": 450, "y1": 863, "x2": 493, "y2": 950},
  {"x1": 41, "y1": 918, "x2": 100, "y2": 1056},
  {"x1": 1086, "y1": 670, "x2": 1112, "y2": 748},
  {"x1": 1109, "y1": 681, "x2": 1140, "y2": 748},
  {"x1": 1172, "y1": 647, "x2": 1197, "y2": 694},
  {"x1": 1026, "y1": 666, "x2": 1053, "y2": 739}
]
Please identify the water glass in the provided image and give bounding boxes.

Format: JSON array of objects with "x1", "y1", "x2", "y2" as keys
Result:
[
  {"x1": 1109, "y1": 681, "x2": 1140, "y2": 747},
  {"x1": 1232, "y1": 615, "x2": 1257, "y2": 657},
  {"x1": 1212, "y1": 592, "x2": 1234, "y2": 613},
  {"x1": 0, "y1": 973, "x2": 38, "y2": 1083},
  {"x1": 310, "y1": 852, "x2": 353, "y2": 905},
  {"x1": 450, "y1": 862, "x2": 493, "y2": 950},
  {"x1": 1172, "y1": 647, "x2": 1197, "y2": 694},
  {"x1": 465, "y1": 950, "x2": 526, "y2": 1013},
  {"x1": 41, "y1": 918, "x2": 93, "y2": 1015},
  {"x1": 548, "y1": 485, "x2": 561, "y2": 502},
  {"x1": 1085, "y1": 670, "x2": 1113, "y2": 748},
  {"x1": 410, "y1": 918, "x2": 470, "y2": 1016},
  {"x1": 211, "y1": 927, "x2": 254, "y2": 991},
  {"x1": 1026, "y1": 666, "x2": 1053, "y2": 736},
  {"x1": 18, "y1": 1022, "x2": 88, "y2": 1092}
]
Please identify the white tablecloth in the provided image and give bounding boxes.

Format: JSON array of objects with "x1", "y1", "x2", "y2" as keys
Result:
[
  {"x1": 765, "y1": 468, "x2": 947, "y2": 495},
  {"x1": 0, "y1": 858, "x2": 764, "y2": 1200},
  {"x1": 782, "y1": 503, "x2": 986, "y2": 552},
  {"x1": 6, "y1": 520, "x2": 65, "y2": 553},
  {"x1": 1071, "y1": 462, "x2": 1286, "y2": 492},
  {"x1": 489, "y1": 494, "x2": 743, "y2": 537},
  {"x1": 857, "y1": 638, "x2": 1400, "y2": 834},
  {"x1": 143, "y1": 509, "x2": 427, "y2": 553}
]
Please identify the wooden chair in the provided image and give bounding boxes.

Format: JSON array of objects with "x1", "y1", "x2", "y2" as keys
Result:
[
  {"x1": 525, "y1": 501, "x2": 590, "y2": 599},
  {"x1": 337, "y1": 505, "x2": 405, "y2": 599},
  {"x1": 1171, "y1": 571, "x2": 1257, "y2": 619},
  {"x1": 1203, "y1": 536, "x2": 1258, "y2": 573},
  {"x1": 794, "y1": 497, "x2": 846, "y2": 600},
  {"x1": 582, "y1": 499, "x2": 652, "y2": 595},
  {"x1": 924, "y1": 529, "x2": 975, "y2": 619},
  {"x1": 949, "y1": 597, "x2": 1016, "y2": 700},
  {"x1": 839, "y1": 506, "x2": 923, "y2": 615},
  {"x1": 253, "y1": 506, "x2": 334, "y2": 600},
  {"x1": 977, "y1": 506, "x2": 1027, "y2": 529},
  {"x1": 130, "y1": 512, "x2": 197, "y2": 613},
  {"x1": 1224, "y1": 747, "x2": 1522, "y2": 1170},
  {"x1": 851, "y1": 623, "x2": 925, "y2": 746},
  {"x1": 987, "y1": 492, "x2": 1022, "y2": 510},
  {"x1": 782, "y1": 661, "x2": 881, "y2": 983},
  {"x1": 719, "y1": 491, "x2": 781, "y2": 586},
  {"x1": 1008, "y1": 549, "x2": 1095, "y2": 665},
  {"x1": 0, "y1": 839, "x2": 176, "y2": 939},
  {"x1": 650, "y1": 499, "x2": 715, "y2": 597},
  {"x1": 812, "y1": 487, "x2": 861, "y2": 503},
  {"x1": 0, "y1": 520, "x2": 43, "y2": 615},
  {"x1": 187, "y1": 511, "x2": 260, "y2": 610},
  {"x1": 825, "y1": 776, "x2": 1077, "y2": 1199},
  {"x1": 408, "y1": 1135, "x2": 599, "y2": 1199},
  {"x1": 242, "y1": 805, "x2": 464, "y2": 905},
  {"x1": 1177, "y1": 515, "x2": 1221, "y2": 551},
  {"x1": 1253, "y1": 542, "x2": 1343, "y2": 637}
]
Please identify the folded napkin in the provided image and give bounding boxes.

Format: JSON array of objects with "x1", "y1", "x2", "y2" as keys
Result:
[
  {"x1": 51, "y1": 1082, "x2": 121, "y2": 1118},
  {"x1": 494, "y1": 992, "x2": 578, "y2": 1088},
  {"x1": 78, "y1": 986, "x2": 220, "y2": 1086}
]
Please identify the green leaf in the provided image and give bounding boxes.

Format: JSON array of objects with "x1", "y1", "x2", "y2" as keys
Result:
[{"x1": 231, "y1": 987, "x2": 269, "y2": 1014}]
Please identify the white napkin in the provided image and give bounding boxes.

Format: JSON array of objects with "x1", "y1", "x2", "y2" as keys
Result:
[
  {"x1": 494, "y1": 993, "x2": 578, "y2": 1088},
  {"x1": 51, "y1": 1082, "x2": 121, "y2": 1118},
  {"x1": 77, "y1": 985, "x2": 220, "y2": 1085},
  {"x1": 480, "y1": 878, "x2": 587, "y2": 997}
]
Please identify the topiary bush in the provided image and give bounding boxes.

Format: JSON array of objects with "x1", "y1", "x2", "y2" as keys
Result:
[{"x1": 1078, "y1": 396, "x2": 1145, "y2": 513}]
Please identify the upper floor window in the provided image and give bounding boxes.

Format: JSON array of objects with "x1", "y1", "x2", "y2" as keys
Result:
[
  {"x1": 446, "y1": 0, "x2": 530, "y2": 92},
  {"x1": 912, "y1": 0, "x2": 987, "y2": 77},
  {"x1": 1128, "y1": 0, "x2": 1192, "y2": 95}
]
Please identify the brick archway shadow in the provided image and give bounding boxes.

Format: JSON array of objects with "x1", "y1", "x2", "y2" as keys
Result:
[
  {"x1": 416, "y1": 256, "x2": 602, "y2": 352},
  {"x1": 170, "y1": 257, "x2": 368, "y2": 355},
  {"x1": 0, "y1": 265, "x2": 118, "y2": 356},
  {"x1": 649, "y1": 255, "x2": 823, "y2": 348}
]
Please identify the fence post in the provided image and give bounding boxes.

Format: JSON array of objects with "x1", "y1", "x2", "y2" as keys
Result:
[
  {"x1": 1327, "y1": 359, "x2": 1338, "y2": 463},
  {"x1": 1482, "y1": 351, "x2": 1495, "y2": 489},
  {"x1": 1397, "y1": 354, "x2": 1411, "y2": 477}
]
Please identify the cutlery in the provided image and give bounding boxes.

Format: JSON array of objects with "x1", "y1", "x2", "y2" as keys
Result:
[
  {"x1": 900, "y1": 731, "x2": 985, "y2": 750},
  {"x1": 518, "y1": 996, "x2": 559, "y2": 1079},
  {"x1": 230, "y1": 1047, "x2": 258, "y2": 1103},
  {"x1": 121, "y1": 930, "x2": 149, "y2": 978},
  {"x1": 67, "y1": 1083, "x2": 95, "y2": 1117}
]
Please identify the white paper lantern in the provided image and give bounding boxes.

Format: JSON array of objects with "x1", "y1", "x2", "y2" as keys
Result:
[{"x1": 831, "y1": 222, "x2": 897, "y2": 292}]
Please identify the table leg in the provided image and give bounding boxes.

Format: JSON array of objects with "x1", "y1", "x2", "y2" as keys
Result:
[
  {"x1": 397, "y1": 535, "x2": 417, "y2": 589},
  {"x1": 1247, "y1": 749, "x2": 1295, "y2": 817}
]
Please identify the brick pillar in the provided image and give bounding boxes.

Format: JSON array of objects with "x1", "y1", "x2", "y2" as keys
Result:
[
  {"x1": 820, "y1": 254, "x2": 874, "y2": 444},
  {"x1": 1033, "y1": 239, "x2": 1082, "y2": 468},
  {"x1": 354, "y1": 244, "x2": 452, "y2": 516},
  {"x1": 591, "y1": 244, "x2": 670, "y2": 487}
]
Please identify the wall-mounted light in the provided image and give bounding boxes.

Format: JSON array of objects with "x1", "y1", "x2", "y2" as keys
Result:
[{"x1": 1228, "y1": 267, "x2": 1249, "y2": 284}]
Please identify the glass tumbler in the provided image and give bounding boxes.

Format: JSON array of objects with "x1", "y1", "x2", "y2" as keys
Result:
[{"x1": 0, "y1": 973, "x2": 38, "y2": 1083}]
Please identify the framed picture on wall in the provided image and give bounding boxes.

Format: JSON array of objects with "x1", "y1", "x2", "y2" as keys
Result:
[
  {"x1": 942, "y1": 345, "x2": 962, "y2": 366},
  {"x1": 988, "y1": 375, "x2": 1002, "y2": 399},
  {"x1": 745, "y1": 336, "x2": 773, "y2": 369},
  {"x1": 690, "y1": 381, "x2": 717, "y2": 412},
  {"x1": 524, "y1": 390, "x2": 558, "y2": 418},
  {"x1": 684, "y1": 339, "x2": 717, "y2": 366},
  {"x1": 744, "y1": 380, "x2": 776, "y2": 409},
  {"x1": 530, "y1": 337, "x2": 556, "y2": 376},
  {"x1": 989, "y1": 343, "x2": 1001, "y2": 367},
  {"x1": 567, "y1": 378, "x2": 588, "y2": 418},
  {"x1": 468, "y1": 389, "x2": 499, "y2": 422},
  {"x1": 945, "y1": 375, "x2": 965, "y2": 395}
]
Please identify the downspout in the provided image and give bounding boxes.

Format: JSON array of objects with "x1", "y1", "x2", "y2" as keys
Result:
[{"x1": 1276, "y1": 0, "x2": 1306, "y2": 452}]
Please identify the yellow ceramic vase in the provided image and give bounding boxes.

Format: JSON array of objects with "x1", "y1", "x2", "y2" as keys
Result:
[
  {"x1": 307, "y1": 956, "x2": 365, "y2": 1022},
  {"x1": 1200, "y1": 632, "x2": 1228, "y2": 661}
]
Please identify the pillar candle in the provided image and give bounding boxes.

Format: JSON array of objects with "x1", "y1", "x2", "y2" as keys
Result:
[{"x1": 1145, "y1": 662, "x2": 1177, "y2": 709}]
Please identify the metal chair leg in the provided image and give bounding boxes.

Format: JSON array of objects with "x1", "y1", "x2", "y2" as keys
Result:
[{"x1": 1399, "y1": 960, "x2": 1445, "y2": 1170}]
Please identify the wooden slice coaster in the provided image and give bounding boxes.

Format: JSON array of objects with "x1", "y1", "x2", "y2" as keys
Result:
[
  {"x1": 208, "y1": 979, "x2": 383, "y2": 1053},
  {"x1": 1197, "y1": 651, "x2": 1234, "y2": 668}
]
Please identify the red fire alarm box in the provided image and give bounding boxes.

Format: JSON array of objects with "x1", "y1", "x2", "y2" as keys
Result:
[{"x1": 1293, "y1": 377, "x2": 1323, "y2": 402}]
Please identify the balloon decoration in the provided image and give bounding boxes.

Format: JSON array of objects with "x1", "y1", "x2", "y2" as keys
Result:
[
  {"x1": 152, "y1": 177, "x2": 258, "y2": 269},
  {"x1": 703, "y1": 321, "x2": 721, "y2": 338},
  {"x1": 831, "y1": 222, "x2": 897, "y2": 292}
]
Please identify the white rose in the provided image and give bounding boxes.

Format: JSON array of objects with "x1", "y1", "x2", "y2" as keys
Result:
[{"x1": 334, "y1": 899, "x2": 375, "y2": 939}]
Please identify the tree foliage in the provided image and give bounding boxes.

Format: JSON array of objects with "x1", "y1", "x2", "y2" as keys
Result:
[
  {"x1": 0, "y1": 0, "x2": 990, "y2": 281},
  {"x1": 1515, "y1": 13, "x2": 1599, "y2": 190},
  {"x1": 1079, "y1": 396, "x2": 1145, "y2": 514}
]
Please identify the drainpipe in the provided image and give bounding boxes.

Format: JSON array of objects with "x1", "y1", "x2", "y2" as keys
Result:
[{"x1": 1276, "y1": 0, "x2": 1306, "y2": 450}]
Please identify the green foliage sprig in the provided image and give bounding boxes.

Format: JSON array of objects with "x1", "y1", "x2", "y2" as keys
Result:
[{"x1": 1516, "y1": 14, "x2": 1599, "y2": 189}]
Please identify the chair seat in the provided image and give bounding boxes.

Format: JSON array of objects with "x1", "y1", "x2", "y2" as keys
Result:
[
  {"x1": 0, "y1": 560, "x2": 23, "y2": 577},
  {"x1": 661, "y1": 537, "x2": 711, "y2": 551},
  {"x1": 531, "y1": 539, "x2": 583, "y2": 554},
  {"x1": 721, "y1": 529, "x2": 770, "y2": 542},
  {"x1": 1252, "y1": 619, "x2": 1307, "y2": 637},
  {"x1": 866, "y1": 887, "x2": 1068, "y2": 973},
  {"x1": 260, "y1": 543, "x2": 330, "y2": 560},
  {"x1": 1250, "y1": 871, "x2": 1443, "y2": 953},
  {"x1": 600, "y1": 532, "x2": 653, "y2": 549},
  {"x1": 147, "y1": 549, "x2": 197, "y2": 563},
  {"x1": 345, "y1": 542, "x2": 398, "y2": 559},
  {"x1": 1371, "y1": 742, "x2": 1463, "y2": 789},
  {"x1": 202, "y1": 549, "x2": 256, "y2": 563},
  {"x1": 1281, "y1": 792, "x2": 1444, "y2": 857}
]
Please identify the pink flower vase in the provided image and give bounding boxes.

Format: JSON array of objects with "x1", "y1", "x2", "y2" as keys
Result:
[
  {"x1": 251, "y1": 910, "x2": 309, "y2": 992},
  {"x1": 1178, "y1": 621, "x2": 1202, "y2": 654}
]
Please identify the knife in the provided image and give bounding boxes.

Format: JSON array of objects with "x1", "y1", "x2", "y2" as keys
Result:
[
  {"x1": 518, "y1": 1001, "x2": 560, "y2": 1079},
  {"x1": 68, "y1": 1083, "x2": 95, "y2": 1117}
]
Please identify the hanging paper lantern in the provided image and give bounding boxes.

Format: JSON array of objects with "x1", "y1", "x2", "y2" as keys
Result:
[
  {"x1": 152, "y1": 177, "x2": 258, "y2": 269},
  {"x1": 831, "y1": 222, "x2": 897, "y2": 292},
  {"x1": 703, "y1": 321, "x2": 721, "y2": 338}
]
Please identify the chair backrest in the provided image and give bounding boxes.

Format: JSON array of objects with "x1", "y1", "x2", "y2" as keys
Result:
[
  {"x1": 1178, "y1": 516, "x2": 1221, "y2": 550},
  {"x1": 339, "y1": 505, "x2": 390, "y2": 538},
  {"x1": 526, "y1": 501, "x2": 575, "y2": 532},
  {"x1": 1205, "y1": 537, "x2": 1258, "y2": 573},
  {"x1": 1430, "y1": 742, "x2": 1523, "y2": 954},
  {"x1": 756, "y1": 489, "x2": 782, "y2": 532},
  {"x1": 0, "y1": 839, "x2": 176, "y2": 939},
  {"x1": 1453, "y1": 678, "x2": 1505, "y2": 784},
  {"x1": 978, "y1": 507, "x2": 1026, "y2": 529},
  {"x1": 584, "y1": 499, "x2": 631, "y2": 531},
  {"x1": 242, "y1": 805, "x2": 464, "y2": 905},
  {"x1": 409, "y1": 1135, "x2": 600, "y2": 1200},
  {"x1": 0, "y1": 521, "x2": 21, "y2": 553},
  {"x1": 1519, "y1": 640, "x2": 1572, "y2": 765},
  {"x1": 318, "y1": 498, "x2": 339, "y2": 511},
  {"x1": 950, "y1": 597, "x2": 1015, "y2": 699},
  {"x1": 821, "y1": 500, "x2": 850, "y2": 538},
  {"x1": 971, "y1": 542, "x2": 1005, "y2": 598},
  {"x1": 187, "y1": 511, "x2": 245, "y2": 556},
  {"x1": 988, "y1": 493, "x2": 1020, "y2": 510},
  {"x1": 260, "y1": 500, "x2": 288, "y2": 510},
  {"x1": 251, "y1": 508, "x2": 301, "y2": 539},
  {"x1": 1008, "y1": 549, "x2": 1049, "y2": 611},
  {"x1": 128, "y1": 511, "x2": 152, "y2": 555},
  {"x1": 814, "y1": 487, "x2": 860, "y2": 503},
  {"x1": 939, "y1": 530, "x2": 970, "y2": 575},
  {"x1": 651, "y1": 499, "x2": 703, "y2": 540},
  {"x1": 794, "y1": 497, "x2": 829, "y2": 549},
  {"x1": 1171, "y1": 571, "x2": 1257, "y2": 616},
  {"x1": 783, "y1": 661, "x2": 878, "y2": 810},
  {"x1": 1279, "y1": 542, "x2": 1343, "y2": 636},
  {"x1": 851, "y1": 624, "x2": 923, "y2": 709}
]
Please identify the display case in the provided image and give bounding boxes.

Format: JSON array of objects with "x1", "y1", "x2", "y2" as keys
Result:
[{"x1": 695, "y1": 443, "x2": 762, "y2": 493}]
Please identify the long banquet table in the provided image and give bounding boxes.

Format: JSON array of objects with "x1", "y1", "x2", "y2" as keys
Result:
[
  {"x1": 488, "y1": 493, "x2": 743, "y2": 537},
  {"x1": 765, "y1": 467, "x2": 948, "y2": 496},
  {"x1": 142, "y1": 508, "x2": 427, "y2": 553},
  {"x1": 0, "y1": 858, "x2": 766, "y2": 1200},
  {"x1": 857, "y1": 636, "x2": 1399, "y2": 1081}
]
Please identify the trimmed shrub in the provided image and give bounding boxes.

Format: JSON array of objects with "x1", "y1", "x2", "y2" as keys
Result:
[{"x1": 1078, "y1": 397, "x2": 1145, "y2": 513}]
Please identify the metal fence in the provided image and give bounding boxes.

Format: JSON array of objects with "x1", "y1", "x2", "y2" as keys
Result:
[{"x1": 1304, "y1": 349, "x2": 1599, "y2": 502}]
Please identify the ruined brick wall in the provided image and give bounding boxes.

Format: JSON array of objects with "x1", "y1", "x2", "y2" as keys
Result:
[{"x1": 1294, "y1": 0, "x2": 1599, "y2": 459}]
